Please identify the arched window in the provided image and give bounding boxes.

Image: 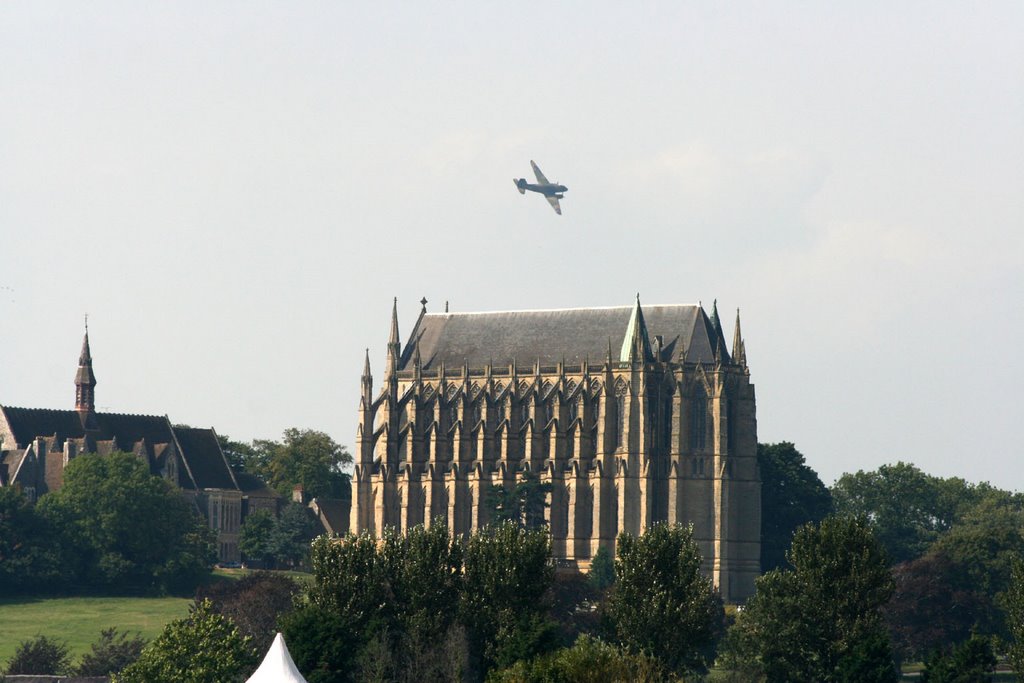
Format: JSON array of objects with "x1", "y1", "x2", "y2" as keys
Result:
[
  {"x1": 567, "y1": 398, "x2": 578, "y2": 424},
  {"x1": 690, "y1": 388, "x2": 707, "y2": 451},
  {"x1": 496, "y1": 399, "x2": 506, "y2": 424},
  {"x1": 472, "y1": 401, "x2": 482, "y2": 426},
  {"x1": 521, "y1": 399, "x2": 531, "y2": 426},
  {"x1": 616, "y1": 394, "x2": 626, "y2": 449}
]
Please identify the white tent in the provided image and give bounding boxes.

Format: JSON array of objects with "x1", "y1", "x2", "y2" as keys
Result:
[{"x1": 247, "y1": 632, "x2": 308, "y2": 683}]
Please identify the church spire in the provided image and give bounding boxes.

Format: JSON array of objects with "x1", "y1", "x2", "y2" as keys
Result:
[
  {"x1": 710, "y1": 299, "x2": 722, "y2": 338},
  {"x1": 732, "y1": 308, "x2": 747, "y2": 367},
  {"x1": 75, "y1": 317, "x2": 98, "y2": 427},
  {"x1": 620, "y1": 293, "x2": 652, "y2": 363},
  {"x1": 361, "y1": 349, "x2": 374, "y2": 403},
  {"x1": 385, "y1": 297, "x2": 401, "y2": 379},
  {"x1": 708, "y1": 299, "x2": 730, "y2": 363}
]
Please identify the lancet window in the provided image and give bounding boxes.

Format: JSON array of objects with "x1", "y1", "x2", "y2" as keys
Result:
[{"x1": 690, "y1": 388, "x2": 707, "y2": 451}]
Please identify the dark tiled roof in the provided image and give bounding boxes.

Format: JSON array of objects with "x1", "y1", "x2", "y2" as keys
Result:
[
  {"x1": 235, "y1": 471, "x2": 280, "y2": 497},
  {"x1": 172, "y1": 426, "x2": 238, "y2": 491},
  {"x1": 0, "y1": 406, "x2": 174, "y2": 450},
  {"x1": 402, "y1": 304, "x2": 727, "y2": 370}
]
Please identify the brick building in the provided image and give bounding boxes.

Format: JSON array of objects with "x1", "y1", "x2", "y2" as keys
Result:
[{"x1": 0, "y1": 327, "x2": 265, "y2": 563}]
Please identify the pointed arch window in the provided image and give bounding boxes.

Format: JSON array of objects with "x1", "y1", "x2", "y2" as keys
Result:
[
  {"x1": 521, "y1": 400, "x2": 531, "y2": 426},
  {"x1": 690, "y1": 388, "x2": 707, "y2": 451},
  {"x1": 615, "y1": 395, "x2": 626, "y2": 449},
  {"x1": 567, "y1": 398, "x2": 579, "y2": 424}
]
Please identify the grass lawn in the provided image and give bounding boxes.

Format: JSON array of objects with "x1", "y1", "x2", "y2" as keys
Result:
[
  {"x1": 0, "y1": 595, "x2": 191, "y2": 666},
  {"x1": 0, "y1": 570, "x2": 311, "y2": 668}
]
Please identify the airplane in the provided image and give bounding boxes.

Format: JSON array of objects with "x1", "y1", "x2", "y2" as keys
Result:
[{"x1": 514, "y1": 160, "x2": 567, "y2": 215}]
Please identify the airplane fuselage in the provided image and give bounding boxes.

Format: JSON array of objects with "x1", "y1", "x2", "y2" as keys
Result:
[
  {"x1": 515, "y1": 161, "x2": 566, "y2": 214},
  {"x1": 516, "y1": 180, "x2": 567, "y2": 197}
]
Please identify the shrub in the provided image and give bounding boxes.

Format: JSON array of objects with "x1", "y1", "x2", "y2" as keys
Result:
[
  {"x1": 76, "y1": 627, "x2": 147, "y2": 676},
  {"x1": 4, "y1": 635, "x2": 71, "y2": 675}
]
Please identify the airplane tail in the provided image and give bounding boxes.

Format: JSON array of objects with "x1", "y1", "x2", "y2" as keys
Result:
[{"x1": 514, "y1": 178, "x2": 527, "y2": 194}]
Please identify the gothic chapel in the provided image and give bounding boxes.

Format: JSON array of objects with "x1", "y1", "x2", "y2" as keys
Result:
[{"x1": 351, "y1": 297, "x2": 761, "y2": 601}]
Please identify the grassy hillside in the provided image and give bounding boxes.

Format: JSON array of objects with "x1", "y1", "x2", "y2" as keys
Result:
[{"x1": 0, "y1": 595, "x2": 191, "y2": 666}]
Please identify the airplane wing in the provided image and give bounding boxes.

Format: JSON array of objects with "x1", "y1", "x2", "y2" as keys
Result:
[
  {"x1": 545, "y1": 194, "x2": 562, "y2": 215},
  {"x1": 531, "y1": 160, "x2": 550, "y2": 185}
]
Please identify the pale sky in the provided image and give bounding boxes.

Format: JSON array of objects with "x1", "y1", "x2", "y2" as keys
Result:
[{"x1": 1, "y1": 3, "x2": 1021, "y2": 488}]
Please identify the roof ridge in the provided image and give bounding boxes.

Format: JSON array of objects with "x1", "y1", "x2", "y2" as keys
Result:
[
  {"x1": 1, "y1": 405, "x2": 166, "y2": 420},
  {"x1": 424, "y1": 303, "x2": 701, "y2": 317}
]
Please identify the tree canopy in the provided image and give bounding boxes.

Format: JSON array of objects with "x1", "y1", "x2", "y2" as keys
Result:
[
  {"x1": 607, "y1": 523, "x2": 722, "y2": 677},
  {"x1": 36, "y1": 451, "x2": 216, "y2": 592},
  {"x1": 115, "y1": 599, "x2": 257, "y2": 683},
  {"x1": 243, "y1": 428, "x2": 352, "y2": 500},
  {"x1": 729, "y1": 516, "x2": 898, "y2": 682},
  {"x1": 0, "y1": 485, "x2": 68, "y2": 593},
  {"x1": 831, "y1": 462, "x2": 1023, "y2": 566},
  {"x1": 758, "y1": 441, "x2": 833, "y2": 572}
]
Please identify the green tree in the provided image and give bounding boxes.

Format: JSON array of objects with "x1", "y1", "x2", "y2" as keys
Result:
[
  {"x1": 729, "y1": 516, "x2": 897, "y2": 683},
  {"x1": 264, "y1": 428, "x2": 352, "y2": 500},
  {"x1": 76, "y1": 628, "x2": 147, "y2": 676},
  {"x1": 114, "y1": 599, "x2": 257, "y2": 683},
  {"x1": 1005, "y1": 556, "x2": 1024, "y2": 675},
  {"x1": 238, "y1": 508, "x2": 276, "y2": 567},
  {"x1": 271, "y1": 501, "x2": 322, "y2": 568},
  {"x1": 36, "y1": 451, "x2": 216, "y2": 592},
  {"x1": 461, "y1": 521, "x2": 557, "y2": 674},
  {"x1": 4, "y1": 635, "x2": 71, "y2": 675},
  {"x1": 487, "y1": 471, "x2": 552, "y2": 530},
  {"x1": 607, "y1": 523, "x2": 722, "y2": 677},
  {"x1": 488, "y1": 634, "x2": 664, "y2": 683},
  {"x1": 759, "y1": 442, "x2": 832, "y2": 572},
  {"x1": 306, "y1": 532, "x2": 387, "y2": 629},
  {"x1": 0, "y1": 485, "x2": 68, "y2": 594},
  {"x1": 294, "y1": 526, "x2": 468, "y2": 682},
  {"x1": 832, "y1": 462, "x2": 945, "y2": 564},
  {"x1": 216, "y1": 434, "x2": 257, "y2": 474},
  {"x1": 921, "y1": 634, "x2": 997, "y2": 683},
  {"x1": 280, "y1": 604, "x2": 354, "y2": 683},
  {"x1": 243, "y1": 438, "x2": 278, "y2": 480},
  {"x1": 387, "y1": 524, "x2": 465, "y2": 645},
  {"x1": 587, "y1": 545, "x2": 615, "y2": 591},
  {"x1": 931, "y1": 500, "x2": 1024, "y2": 599}
]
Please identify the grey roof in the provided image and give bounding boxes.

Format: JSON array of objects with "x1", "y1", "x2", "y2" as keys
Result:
[
  {"x1": 401, "y1": 303, "x2": 728, "y2": 371},
  {"x1": 172, "y1": 426, "x2": 239, "y2": 491},
  {"x1": 0, "y1": 406, "x2": 174, "y2": 450}
]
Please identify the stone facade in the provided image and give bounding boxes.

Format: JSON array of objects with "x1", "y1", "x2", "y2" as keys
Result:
[{"x1": 351, "y1": 297, "x2": 761, "y2": 601}]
